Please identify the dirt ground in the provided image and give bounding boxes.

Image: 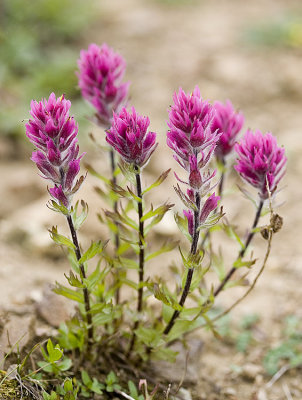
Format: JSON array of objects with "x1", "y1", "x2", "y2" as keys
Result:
[{"x1": 1, "y1": 0, "x2": 302, "y2": 399}]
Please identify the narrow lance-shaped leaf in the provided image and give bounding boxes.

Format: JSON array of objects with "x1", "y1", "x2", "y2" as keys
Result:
[
  {"x1": 49, "y1": 227, "x2": 75, "y2": 250},
  {"x1": 145, "y1": 241, "x2": 178, "y2": 262},
  {"x1": 72, "y1": 200, "x2": 88, "y2": 231},
  {"x1": 53, "y1": 283, "x2": 84, "y2": 303},
  {"x1": 223, "y1": 222, "x2": 245, "y2": 249},
  {"x1": 141, "y1": 203, "x2": 174, "y2": 222},
  {"x1": 85, "y1": 163, "x2": 111, "y2": 185},
  {"x1": 142, "y1": 169, "x2": 171, "y2": 195},
  {"x1": 78, "y1": 240, "x2": 106, "y2": 264},
  {"x1": 153, "y1": 283, "x2": 182, "y2": 311}
]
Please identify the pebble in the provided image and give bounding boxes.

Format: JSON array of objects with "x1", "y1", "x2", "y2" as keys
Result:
[
  {"x1": 178, "y1": 388, "x2": 192, "y2": 400},
  {"x1": 36, "y1": 285, "x2": 75, "y2": 327},
  {"x1": 0, "y1": 314, "x2": 35, "y2": 366},
  {"x1": 241, "y1": 363, "x2": 263, "y2": 380}
]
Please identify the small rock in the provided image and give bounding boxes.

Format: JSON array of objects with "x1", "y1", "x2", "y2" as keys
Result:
[
  {"x1": 241, "y1": 363, "x2": 263, "y2": 381},
  {"x1": 36, "y1": 285, "x2": 75, "y2": 327},
  {"x1": 256, "y1": 388, "x2": 268, "y2": 400},
  {"x1": 178, "y1": 387, "x2": 192, "y2": 400},
  {"x1": 0, "y1": 314, "x2": 35, "y2": 366},
  {"x1": 255, "y1": 374, "x2": 263, "y2": 386},
  {"x1": 222, "y1": 387, "x2": 237, "y2": 396}
]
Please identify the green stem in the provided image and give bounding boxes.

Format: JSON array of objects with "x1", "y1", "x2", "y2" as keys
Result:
[
  {"x1": 67, "y1": 215, "x2": 93, "y2": 345},
  {"x1": 128, "y1": 166, "x2": 145, "y2": 353},
  {"x1": 109, "y1": 149, "x2": 121, "y2": 305},
  {"x1": 214, "y1": 199, "x2": 264, "y2": 297},
  {"x1": 163, "y1": 192, "x2": 201, "y2": 335}
]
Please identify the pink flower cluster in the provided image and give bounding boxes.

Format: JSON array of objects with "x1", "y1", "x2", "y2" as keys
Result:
[
  {"x1": 25, "y1": 93, "x2": 84, "y2": 208},
  {"x1": 235, "y1": 130, "x2": 286, "y2": 199},
  {"x1": 106, "y1": 107, "x2": 157, "y2": 168},
  {"x1": 77, "y1": 43, "x2": 129, "y2": 127},
  {"x1": 167, "y1": 87, "x2": 220, "y2": 236},
  {"x1": 167, "y1": 87, "x2": 219, "y2": 169},
  {"x1": 212, "y1": 100, "x2": 244, "y2": 160}
]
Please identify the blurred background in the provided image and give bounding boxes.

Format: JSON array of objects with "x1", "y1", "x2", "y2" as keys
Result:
[{"x1": 1, "y1": 0, "x2": 302, "y2": 397}]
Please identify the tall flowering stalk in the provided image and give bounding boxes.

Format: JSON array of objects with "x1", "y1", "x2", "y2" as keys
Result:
[
  {"x1": 214, "y1": 129, "x2": 287, "y2": 296},
  {"x1": 25, "y1": 93, "x2": 93, "y2": 344},
  {"x1": 164, "y1": 87, "x2": 221, "y2": 334},
  {"x1": 106, "y1": 107, "x2": 157, "y2": 350},
  {"x1": 78, "y1": 43, "x2": 130, "y2": 303},
  {"x1": 77, "y1": 43, "x2": 129, "y2": 128}
]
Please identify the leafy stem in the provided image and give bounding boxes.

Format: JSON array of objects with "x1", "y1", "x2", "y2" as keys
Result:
[
  {"x1": 214, "y1": 198, "x2": 264, "y2": 297},
  {"x1": 163, "y1": 192, "x2": 201, "y2": 335},
  {"x1": 128, "y1": 165, "x2": 145, "y2": 353},
  {"x1": 109, "y1": 148, "x2": 121, "y2": 305},
  {"x1": 66, "y1": 214, "x2": 93, "y2": 345}
]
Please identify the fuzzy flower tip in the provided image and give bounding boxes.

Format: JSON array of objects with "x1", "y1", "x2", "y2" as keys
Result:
[
  {"x1": 167, "y1": 86, "x2": 220, "y2": 169},
  {"x1": 106, "y1": 107, "x2": 157, "y2": 168},
  {"x1": 77, "y1": 43, "x2": 129, "y2": 127},
  {"x1": 25, "y1": 93, "x2": 84, "y2": 208},
  {"x1": 212, "y1": 100, "x2": 244, "y2": 159},
  {"x1": 234, "y1": 130, "x2": 286, "y2": 199}
]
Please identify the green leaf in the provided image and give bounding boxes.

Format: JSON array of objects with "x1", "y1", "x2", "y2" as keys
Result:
[
  {"x1": 85, "y1": 163, "x2": 110, "y2": 184},
  {"x1": 81, "y1": 370, "x2": 92, "y2": 387},
  {"x1": 49, "y1": 227, "x2": 75, "y2": 250},
  {"x1": 85, "y1": 265, "x2": 102, "y2": 291},
  {"x1": 47, "y1": 200, "x2": 70, "y2": 216},
  {"x1": 223, "y1": 223, "x2": 244, "y2": 249},
  {"x1": 65, "y1": 271, "x2": 84, "y2": 288},
  {"x1": 54, "y1": 283, "x2": 84, "y2": 303},
  {"x1": 135, "y1": 326, "x2": 162, "y2": 347},
  {"x1": 212, "y1": 248, "x2": 226, "y2": 281},
  {"x1": 141, "y1": 204, "x2": 173, "y2": 222},
  {"x1": 162, "y1": 303, "x2": 174, "y2": 324},
  {"x1": 59, "y1": 357, "x2": 72, "y2": 371},
  {"x1": 233, "y1": 257, "x2": 256, "y2": 269},
  {"x1": 79, "y1": 241, "x2": 105, "y2": 264},
  {"x1": 68, "y1": 249, "x2": 80, "y2": 274},
  {"x1": 142, "y1": 169, "x2": 171, "y2": 195},
  {"x1": 72, "y1": 200, "x2": 88, "y2": 231},
  {"x1": 120, "y1": 278, "x2": 138, "y2": 289},
  {"x1": 118, "y1": 257, "x2": 139, "y2": 270},
  {"x1": 92, "y1": 311, "x2": 114, "y2": 326},
  {"x1": 174, "y1": 213, "x2": 192, "y2": 242},
  {"x1": 149, "y1": 346, "x2": 178, "y2": 363},
  {"x1": 190, "y1": 262, "x2": 210, "y2": 291},
  {"x1": 63, "y1": 378, "x2": 73, "y2": 393},
  {"x1": 46, "y1": 339, "x2": 63, "y2": 362},
  {"x1": 145, "y1": 241, "x2": 178, "y2": 262},
  {"x1": 153, "y1": 283, "x2": 182, "y2": 311},
  {"x1": 90, "y1": 378, "x2": 104, "y2": 394}
]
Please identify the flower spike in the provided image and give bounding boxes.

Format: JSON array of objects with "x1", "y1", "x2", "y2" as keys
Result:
[
  {"x1": 25, "y1": 93, "x2": 84, "y2": 208},
  {"x1": 234, "y1": 129, "x2": 287, "y2": 199},
  {"x1": 106, "y1": 107, "x2": 157, "y2": 168},
  {"x1": 77, "y1": 43, "x2": 129, "y2": 127}
]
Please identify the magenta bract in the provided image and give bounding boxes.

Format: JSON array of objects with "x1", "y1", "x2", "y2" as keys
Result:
[
  {"x1": 77, "y1": 43, "x2": 129, "y2": 127},
  {"x1": 167, "y1": 86, "x2": 219, "y2": 169},
  {"x1": 167, "y1": 86, "x2": 220, "y2": 231},
  {"x1": 106, "y1": 107, "x2": 157, "y2": 168},
  {"x1": 25, "y1": 93, "x2": 84, "y2": 208},
  {"x1": 212, "y1": 100, "x2": 244, "y2": 159},
  {"x1": 234, "y1": 130, "x2": 286, "y2": 199}
]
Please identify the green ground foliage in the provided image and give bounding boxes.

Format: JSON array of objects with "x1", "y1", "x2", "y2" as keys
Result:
[{"x1": 0, "y1": 0, "x2": 97, "y2": 139}]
